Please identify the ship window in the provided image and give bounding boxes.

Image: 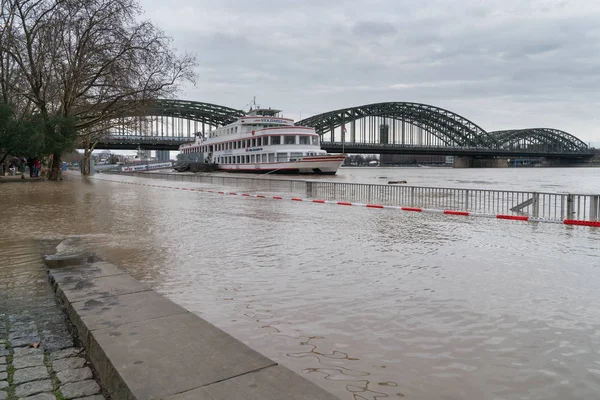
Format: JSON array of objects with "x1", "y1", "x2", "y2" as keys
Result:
[
  {"x1": 261, "y1": 154, "x2": 267, "y2": 162},
  {"x1": 312, "y1": 136, "x2": 319, "y2": 145},
  {"x1": 235, "y1": 127, "x2": 238, "y2": 133},
  {"x1": 236, "y1": 156, "x2": 240, "y2": 163},
  {"x1": 246, "y1": 155, "x2": 250, "y2": 163},
  {"x1": 276, "y1": 153, "x2": 288, "y2": 162},
  {"x1": 290, "y1": 152, "x2": 302, "y2": 161},
  {"x1": 241, "y1": 140, "x2": 246, "y2": 148},
  {"x1": 246, "y1": 139, "x2": 251, "y2": 148},
  {"x1": 284, "y1": 135, "x2": 296, "y2": 145},
  {"x1": 268, "y1": 153, "x2": 275, "y2": 162},
  {"x1": 299, "y1": 136, "x2": 309, "y2": 145},
  {"x1": 264, "y1": 137, "x2": 270, "y2": 146},
  {"x1": 251, "y1": 155, "x2": 255, "y2": 163},
  {"x1": 252, "y1": 138, "x2": 256, "y2": 147},
  {"x1": 271, "y1": 135, "x2": 281, "y2": 145}
]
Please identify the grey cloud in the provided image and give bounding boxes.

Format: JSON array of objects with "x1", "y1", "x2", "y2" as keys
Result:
[
  {"x1": 139, "y1": 0, "x2": 600, "y2": 142},
  {"x1": 352, "y1": 21, "x2": 397, "y2": 37}
]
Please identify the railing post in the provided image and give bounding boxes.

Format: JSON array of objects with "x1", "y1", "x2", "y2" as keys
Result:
[
  {"x1": 410, "y1": 187, "x2": 415, "y2": 207},
  {"x1": 532, "y1": 192, "x2": 539, "y2": 218},
  {"x1": 566, "y1": 194, "x2": 574, "y2": 219},
  {"x1": 464, "y1": 189, "x2": 469, "y2": 211},
  {"x1": 590, "y1": 195, "x2": 599, "y2": 221}
]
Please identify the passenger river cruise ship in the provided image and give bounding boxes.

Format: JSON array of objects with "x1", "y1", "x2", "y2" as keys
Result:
[{"x1": 178, "y1": 108, "x2": 346, "y2": 174}]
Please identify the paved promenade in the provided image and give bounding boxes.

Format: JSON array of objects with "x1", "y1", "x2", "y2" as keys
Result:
[{"x1": 0, "y1": 239, "x2": 106, "y2": 400}]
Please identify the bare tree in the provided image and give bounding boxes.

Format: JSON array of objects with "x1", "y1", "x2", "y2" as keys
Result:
[{"x1": 0, "y1": 0, "x2": 196, "y2": 178}]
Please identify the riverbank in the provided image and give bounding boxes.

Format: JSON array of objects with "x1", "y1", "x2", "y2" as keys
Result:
[{"x1": 43, "y1": 238, "x2": 339, "y2": 400}]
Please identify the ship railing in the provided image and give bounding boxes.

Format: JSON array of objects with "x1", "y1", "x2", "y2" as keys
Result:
[{"x1": 104, "y1": 171, "x2": 600, "y2": 222}]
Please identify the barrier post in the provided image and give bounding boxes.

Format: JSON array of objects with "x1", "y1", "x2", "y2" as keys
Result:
[
  {"x1": 590, "y1": 195, "x2": 599, "y2": 221},
  {"x1": 532, "y1": 192, "x2": 539, "y2": 218},
  {"x1": 566, "y1": 194, "x2": 574, "y2": 219}
]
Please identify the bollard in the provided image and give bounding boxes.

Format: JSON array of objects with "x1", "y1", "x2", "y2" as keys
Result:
[
  {"x1": 590, "y1": 195, "x2": 599, "y2": 221},
  {"x1": 566, "y1": 194, "x2": 574, "y2": 219},
  {"x1": 532, "y1": 192, "x2": 539, "y2": 218}
]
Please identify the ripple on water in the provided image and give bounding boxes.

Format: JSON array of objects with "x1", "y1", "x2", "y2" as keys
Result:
[{"x1": 2, "y1": 173, "x2": 600, "y2": 399}]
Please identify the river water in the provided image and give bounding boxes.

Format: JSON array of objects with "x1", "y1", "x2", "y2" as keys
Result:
[{"x1": 1, "y1": 167, "x2": 600, "y2": 400}]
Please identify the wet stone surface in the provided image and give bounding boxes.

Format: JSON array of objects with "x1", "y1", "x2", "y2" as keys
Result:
[{"x1": 0, "y1": 239, "x2": 107, "y2": 400}]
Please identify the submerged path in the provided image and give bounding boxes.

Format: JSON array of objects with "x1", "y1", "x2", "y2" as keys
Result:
[{"x1": 0, "y1": 239, "x2": 106, "y2": 400}]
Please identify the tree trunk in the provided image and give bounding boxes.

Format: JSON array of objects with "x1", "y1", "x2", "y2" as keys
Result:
[
  {"x1": 82, "y1": 148, "x2": 92, "y2": 175},
  {"x1": 47, "y1": 153, "x2": 63, "y2": 180}
]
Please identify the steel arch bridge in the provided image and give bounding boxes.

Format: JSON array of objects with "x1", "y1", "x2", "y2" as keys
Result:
[
  {"x1": 296, "y1": 102, "x2": 499, "y2": 148},
  {"x1": 93, "y1": 99, "x2": 592, "y2": 158},
  {"x1": 97, "y1": 99, "x2": 245, "y2": 150},
  {"x1": 135, "y1": 99, "x2": 245, "y2": 126},
  {"x1": 490, "y1": 128, "x2": 589, "y2": 153}
]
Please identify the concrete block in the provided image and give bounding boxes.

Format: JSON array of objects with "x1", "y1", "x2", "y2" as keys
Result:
[
  {"x1": 49, "y1": 262, "x2": 125, "y2": 284},
  {"x1": 69, "y1": 290, "x2": 188, "y2": 347},
  {"x1": 44, "y1": 254, "x2": 90, "y2": 269},
  {"x1": 88, "y1": 312, "x2": 275, "y2": 400},
  {"x1": 56, "y1": 273, "x2": 150, "y2": 304},
  {"x1": 162, "y1": 365, "x2": 339, "y2": 400}
]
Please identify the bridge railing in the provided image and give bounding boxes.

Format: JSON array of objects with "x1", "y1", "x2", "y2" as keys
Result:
[{"x1": 104, "y1": 171, "x2": 600, "y2": 222}]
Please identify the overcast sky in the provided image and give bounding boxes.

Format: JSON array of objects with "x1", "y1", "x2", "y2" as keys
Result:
[{"x1": 138, "y1": 0, "x2": 600, "y2": 145}]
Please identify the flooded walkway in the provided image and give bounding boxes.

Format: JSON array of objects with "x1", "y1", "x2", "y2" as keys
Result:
[
  {"x1": 0, "y1": 239, "x2": 106, "y2": 400},
  {"x1": 2, "y1": 172, "x2": 600, "y2": 399}
]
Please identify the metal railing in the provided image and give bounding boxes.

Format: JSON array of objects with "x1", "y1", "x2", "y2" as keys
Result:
[{"x1": 103, "y1": 171, "x2": 600, "y2": 222}]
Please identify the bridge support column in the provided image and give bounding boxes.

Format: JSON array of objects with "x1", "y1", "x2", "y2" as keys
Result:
[
  {"x1": 156, "y1": 150, "x2": 170, "y2": 161},
  {"x1": 453, "y1": 156, "x2": 473, "y2": 168},
  {"x1": 453, "y1": 157, "x2": 510, "y2": 168}
]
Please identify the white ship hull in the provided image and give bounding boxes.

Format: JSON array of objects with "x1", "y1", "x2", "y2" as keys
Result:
[{"x1": 218, "y1": 155, "x2": 345, "y2": 174}]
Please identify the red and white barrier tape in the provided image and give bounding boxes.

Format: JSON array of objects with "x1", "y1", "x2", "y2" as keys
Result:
[{"x1": 90, "y1": 177, "x2": 600, "y2": 228}]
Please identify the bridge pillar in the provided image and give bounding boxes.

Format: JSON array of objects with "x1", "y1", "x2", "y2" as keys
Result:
[
  {"x1": 453, "y1": 157, "x2": 510, "y2": 168},
  {"x1": 453, "y1": 156, "x2": 473, "y2": 168},
  {"x1": 156, "y1": 150, "x2": 170, "y2": 161}
]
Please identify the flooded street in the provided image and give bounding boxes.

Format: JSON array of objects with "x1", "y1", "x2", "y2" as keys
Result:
[{"x1": 1, "y1": 168, "x2": 600, "y2": 400}]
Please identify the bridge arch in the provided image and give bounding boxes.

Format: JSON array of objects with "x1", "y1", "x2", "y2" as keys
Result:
[
  {"x1": 490, "y1": 128, "x2": 589, "y2": 153},
  {"x1": 296, "y1": 102, "x2": 498, "y2": 148},
  {"x1": 133, "y1": 99, "x2": 245, "y2": 126}
]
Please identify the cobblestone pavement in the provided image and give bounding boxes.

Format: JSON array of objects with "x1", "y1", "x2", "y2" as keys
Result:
[{"x1": 0, "y1": 239, "x2": 107, "y2": 400}]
